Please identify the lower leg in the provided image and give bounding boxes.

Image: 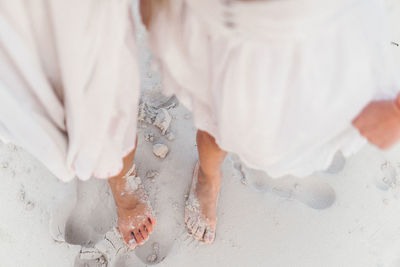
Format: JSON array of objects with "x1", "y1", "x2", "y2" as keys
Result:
[{"x1": 197, "y1": 130, "x2": 227, "y2": 184}]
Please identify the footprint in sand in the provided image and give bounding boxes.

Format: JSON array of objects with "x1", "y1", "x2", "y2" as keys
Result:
[
  {"x1": 125, "y1": 225, "x2": 168, "y2": 265},
  {"x1": 270, "y1": 176, "x2": 336, "y2": 209},
  {"x1": 230, "y1": 155, "x2": 336, "y2": 210},
  {"x1": 105, "y1": 213, "x2": 171, "y2": 266},
  {"x1": 375, "y1": 161, "x2": 399, "y2": 191},
  {"x1": 64, "y1": 179, "x2": 115, "y2": 246},
  {"x1": 74, "y1": 248, "x2": 108, "y2": 267}
]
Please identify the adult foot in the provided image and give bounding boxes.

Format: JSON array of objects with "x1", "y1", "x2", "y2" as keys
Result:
[
  {"x1": 185, "y1": 162, "x2": 221, "y2": 244},
  {"x1": 109, "y1": 165, "x2": 156, "y2": 248}
]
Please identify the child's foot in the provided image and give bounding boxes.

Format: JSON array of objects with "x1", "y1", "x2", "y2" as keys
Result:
[
  {"x1": 110, "y1": 165, "x2": 156, "y2": 248},
  {"x1": 185, "y1": 162, "x2": 221, "y2": 244}
]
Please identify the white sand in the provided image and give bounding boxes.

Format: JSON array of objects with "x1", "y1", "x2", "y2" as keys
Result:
[{"x1": 1, "y1": 1, "x2": 400, "y2": 266}]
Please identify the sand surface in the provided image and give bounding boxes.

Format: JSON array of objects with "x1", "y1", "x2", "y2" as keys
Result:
[{"x1": 1, "y1": 1, "x2": 400, "y2": 266}]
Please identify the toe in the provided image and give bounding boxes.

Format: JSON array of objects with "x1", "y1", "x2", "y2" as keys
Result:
[
  {"x1": 193, "y1": 225, "x2": 206, "y2": 240},
  {"x1": 184, "y1": 216, "x2": 191, "y2": 228},
  {"x1": 149, "y1": 215, "x2": 156, "y2": 226},
  {"x1": 127, "y1": 233, "x2": 137, "y2": 249},
  {"x1": 145, "y1": 219, "x2": 153, "y2": 234},
  {"x1": 133, "y1": 229, "x2": 144, "y2": 245},
  {"x1": 140, "y1": 225, "x2": 149, "y2": 241},
  {"x1": 203, "y1": 226, "x2": 216, "y2": 244},
  {"x1": 125, "y1": 231, "x2": 136, "y2": 246},
  {"x1": 119, "y1": 226, "x2": 136, "y2": 247},
  {"x1": 185, "y1": 218, "x2": 196, "y2": 234},
  {"x1": 184, "y1": 210, "x2": 190, "y2": 224}
]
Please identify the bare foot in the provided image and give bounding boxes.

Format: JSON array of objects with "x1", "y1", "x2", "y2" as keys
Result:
[
  {"x1": 185, "y1": 162, "x2": 221, "y2": 244},
  {"x1": 109, "y1": 165, "x2": 156, "y2": 249}
]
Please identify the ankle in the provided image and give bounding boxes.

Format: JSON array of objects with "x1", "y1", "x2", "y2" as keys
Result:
[
  {"x1": 109, "y1": 178, "x2": 138, "y2": 207},
  {"x1": 198, "y1": 166, "x2": 221, "y2": 185}
]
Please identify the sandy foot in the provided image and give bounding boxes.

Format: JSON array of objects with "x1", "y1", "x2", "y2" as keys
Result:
[
  {"x1": 114, "y1": 164, "x2": 156, "y2": 249},
  {"x1": 185, "y1": 162, "x2": 218, "y2": 244}
]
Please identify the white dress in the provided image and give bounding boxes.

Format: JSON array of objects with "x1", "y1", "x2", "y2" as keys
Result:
[
  {"x1": 149, "y1": 0, "x2": 400, "y2": 177},
  {"x1": 0, "y1": 0, "x2": 140, "y2": 181}
]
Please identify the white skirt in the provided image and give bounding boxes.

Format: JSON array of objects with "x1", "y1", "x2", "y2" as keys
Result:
[
  {"x1": 0, "y1": 0, "x2": 140, "y2": 181},
  {"x1": 149, "y1": 0, "x2": 400, "y2": 177}
]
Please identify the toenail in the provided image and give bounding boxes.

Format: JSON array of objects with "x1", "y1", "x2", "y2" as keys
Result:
[{"x1": 139, "y1": 229, "x2": 146, "y2": 239}]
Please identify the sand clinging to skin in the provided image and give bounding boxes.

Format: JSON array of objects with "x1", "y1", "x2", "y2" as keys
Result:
[{"x1": 123, "y1": 164, "x2": 142, "y2": 192}]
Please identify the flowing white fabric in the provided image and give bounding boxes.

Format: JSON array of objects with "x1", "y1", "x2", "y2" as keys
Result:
[
  {"x1": 149, "y1": 0, "x2": 400, "y2": 177},
  {"x1": 0, "y1": 0, "x2": 140, "y2": 181}
]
